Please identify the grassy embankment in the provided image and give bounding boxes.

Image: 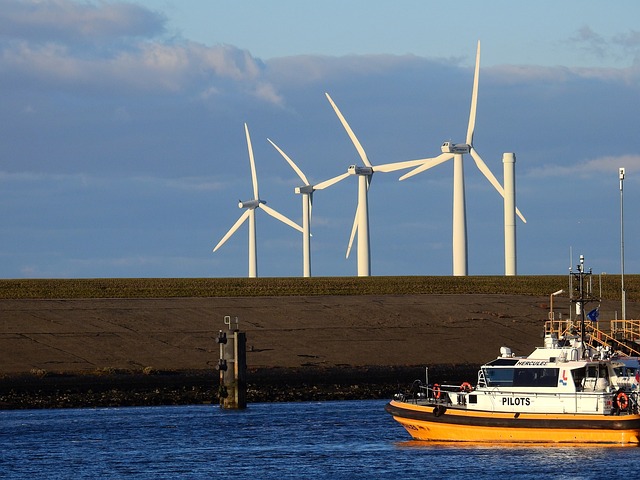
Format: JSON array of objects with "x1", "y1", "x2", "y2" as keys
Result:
[{"x1": 0, "y1": 275, "x2": 637, "y2": 300}]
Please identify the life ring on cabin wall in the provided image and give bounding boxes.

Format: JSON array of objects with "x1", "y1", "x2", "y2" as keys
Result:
[
  {"x1": 616, "y1": 391, "x2": 629, "y2": 411},
  {"x1": 460, "y1": 382, "x2": 473, "y2": 392},
  {"x1": 433, "y1": 383, "x2": 441, "y2": 399}
]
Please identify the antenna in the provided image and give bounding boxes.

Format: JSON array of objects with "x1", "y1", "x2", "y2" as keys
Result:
[
  {"x1": 620, "y1": 167, "x2": 626, "y2": 320},
  {"x1": 570, "y1": 254, "x2": 599, "y2": 358}
]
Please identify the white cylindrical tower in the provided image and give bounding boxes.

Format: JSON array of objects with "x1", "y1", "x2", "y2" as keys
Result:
[{"x1": 503, "y1": 153, "x2": 516, "y2": 276}]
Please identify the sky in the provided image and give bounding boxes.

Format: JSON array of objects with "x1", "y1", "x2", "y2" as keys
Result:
[{"x1": 1, "y1": 0, "x2": 640, "y2": 279}]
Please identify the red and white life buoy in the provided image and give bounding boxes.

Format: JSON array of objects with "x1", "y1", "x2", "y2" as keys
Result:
[
  {"x1": 616, "y1": 391, "x2": 629, "y2": 411},
  {"x1": 460, "y1": 382, "x2": 473, "y2": 393},
  {"x1": 433, "y1": 383, "x2": 441, "y2": 399}
]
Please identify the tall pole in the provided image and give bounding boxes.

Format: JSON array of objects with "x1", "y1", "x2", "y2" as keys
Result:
[
  {"x1": 503, "y1": 153, "x2": 516, "y2": 276},
  {"x1": 549, "y1": 289, "x2": 564, "y2": 321},
  {"x1": 619, "y1": 167, "x2": 626, "y2": 320}
]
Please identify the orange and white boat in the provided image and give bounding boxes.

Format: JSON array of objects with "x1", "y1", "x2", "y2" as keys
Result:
[{"x1": 386, "y1": 258, "x2": 640, "y2": 445}]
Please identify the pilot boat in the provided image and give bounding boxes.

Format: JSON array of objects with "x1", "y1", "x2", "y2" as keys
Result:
[{"x1": 385, "y1": 259, "x2": 640, "y2": 445}]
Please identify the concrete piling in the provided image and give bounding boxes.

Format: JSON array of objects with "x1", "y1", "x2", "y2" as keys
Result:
[{"x1": 217, "y1": 316, "x2": 247, "y2": 409}]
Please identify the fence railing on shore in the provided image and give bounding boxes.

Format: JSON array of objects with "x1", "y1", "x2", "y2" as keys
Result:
[{"x1": 544, "y1": 318, "x2": 640, "y2": 357}]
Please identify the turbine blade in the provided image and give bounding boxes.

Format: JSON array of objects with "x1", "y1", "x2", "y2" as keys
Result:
[
  {"x1": 516, "y1": 207, "x2": 527, "y2": 224},
  {"x1": 259, "y1": 203, "x2": 303, "y2": 232},
  {"x1": 245, "y1": 123, "x2": 259, "y2": 199},
  {"x1": 399, "y1": 153, "x2": 454, "y2": 181},
  {"x1": 366, "y1": 173, "x2": 373, "y2": 191},
  {"x1": 466, "y1": 40, "x2": 481, "y2": 146},
  {"x1": 373, "y1": 158, "x2": 434, "y2": 173},
  {"x1": 267, "y1": 138, "x2": 310, "y2": 186},
  {"x1": 213, "y1": 209, "x2": 251, "y2": 252},
  {"x1": 314, "y1": 171, "x2": 350, "y2": 190},
  {"x1": 470, "y1": 147, "x2": 503, "y2": 196},
  {"x1": 325, "y1": 92, "x2": 372, "y2": 167},
  {"x1": 346, "y1": 205, "x2": 358, "y2": 259},
  {"x1": 470, "y1": 148, "x2": 526, "y2": 223}
]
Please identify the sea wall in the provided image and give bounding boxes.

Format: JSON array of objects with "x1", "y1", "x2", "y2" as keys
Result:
[{"x1": 0, "y1": 365, "x2": 479, "y2": 409}]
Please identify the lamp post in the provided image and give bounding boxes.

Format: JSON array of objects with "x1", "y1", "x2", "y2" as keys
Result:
[
  {"x1": 619, "y1": 167, "x2": 626, "y2": 320},
  {"x1": 549, "y1": 289, "x2": 564, "y2": 321}
]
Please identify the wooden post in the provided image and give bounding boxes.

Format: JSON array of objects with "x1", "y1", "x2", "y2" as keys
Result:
[{"x1": 218, "y1": 316, "x2": 247, "y2": 409}]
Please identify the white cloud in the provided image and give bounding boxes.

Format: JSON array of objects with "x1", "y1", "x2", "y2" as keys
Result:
[
  {"x1": 0, "y1": 0, "x2": 166, "y2": 42},
  {"x1": 525, "y1": 154, "x2": 640, "y2": 179},
  {"x1": 0, "y1": 1, "x2": 282, "y2": 103},
  {"x1": 0, "y1": 39, "x2": 278, "y2": 98}
]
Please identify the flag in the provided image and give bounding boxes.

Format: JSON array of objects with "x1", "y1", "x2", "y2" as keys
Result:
[{"x1": 587, "y1": 308, "x2": 599, "y2": 322}]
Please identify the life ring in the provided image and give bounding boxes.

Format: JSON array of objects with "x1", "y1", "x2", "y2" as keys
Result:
[
  {"x1": 433, "y1": 383, "x2": 441, "y2": 399},
  {"x1": 460, "y1": 382, "x2": 473, "y2": 392},
  {"x1": 616, "y1": 391, "x2": 629, "y2": 411}
]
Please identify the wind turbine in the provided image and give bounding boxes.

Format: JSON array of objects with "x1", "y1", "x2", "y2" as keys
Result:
[
  {"x1": 399, "y1": 41, "x2": 526, "y2": 276},
  {"x1": 324, "y1": 92, "x2": 432, "y2": 276},
  {"x1": 213, "y1": 123, "x2": 303, "y2": 278},
  {"x1": 267, "y1": 138, "x2": 349, "y2": 277}
]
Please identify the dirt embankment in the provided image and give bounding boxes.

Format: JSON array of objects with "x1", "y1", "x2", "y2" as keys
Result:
[{"x1": 1, "y1": 294, "x2": 635, "y2": 408}]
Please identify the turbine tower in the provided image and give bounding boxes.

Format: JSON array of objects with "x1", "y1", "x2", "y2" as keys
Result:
[
  {"x1": 213, "y1": 123, "x2": 303, "y2": 278},
  {"x1": 267, "y1": 138, "x2": 349, "y2": 277},
  {"x1": 324, "y1": 92, "x2": 431, "y2": 276},
  {"x1": 399, "y1": 41, "x2": 526, "y2": 276}
]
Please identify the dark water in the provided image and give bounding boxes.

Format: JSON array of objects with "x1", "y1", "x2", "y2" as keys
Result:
[{"x1": 2, "y1": 400, "x2": 639, "y2": 479}]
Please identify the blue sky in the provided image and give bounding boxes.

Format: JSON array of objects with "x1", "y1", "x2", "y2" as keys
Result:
[{"x1": 1, "y1": 0, "x2": 639, "y2": 278}]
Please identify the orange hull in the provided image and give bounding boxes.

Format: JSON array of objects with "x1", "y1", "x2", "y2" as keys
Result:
[{"x1": 386, "y1": 400, "x2": 640, "y2": 445}]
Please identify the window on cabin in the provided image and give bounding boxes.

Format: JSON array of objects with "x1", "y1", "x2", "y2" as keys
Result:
[
  {"x1": 614, "y1": 366, "x2": 636, "y2": 377},
  {"x1": 572, "y1": 367, "x2": 585, "y2": 390},
  {"x1": 484, "y1": 367, "x2": 559, "y2": 388}
]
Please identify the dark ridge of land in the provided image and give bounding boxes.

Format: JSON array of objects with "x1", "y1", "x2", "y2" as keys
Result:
[
  {"x1": 1, "y1": 275, "x2": 638, "y2": 300},
  {"x1": 1, "y1": 276, "x2": 638, "y2": 409}
]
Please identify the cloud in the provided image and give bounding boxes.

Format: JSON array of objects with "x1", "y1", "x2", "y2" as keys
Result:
[
  {"x1": 566, "y1": 25, "x2": 640, "y2": 65},
  {"x1": 0, "y1": 38, "x2": 275, "y2": 98},
  {"x1": 0, "y1": 1, "x2": 281, "y2": 103},
  {"x1": 570, "y1": 26, "x2": 608, "y2": 59},
  {"x1": 613, "y1": 30, "x2": 640, "y2": 50},
  {"x1": 0, "y1": 0, "x2": 166, "y2": 43},
  {"x1": 525, "y1": 154, "x2": 640, "y2": 179}
]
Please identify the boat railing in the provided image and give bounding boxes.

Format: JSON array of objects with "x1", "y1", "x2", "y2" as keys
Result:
[
  {"x1": 394, "y1": 381, "x2": 470, "y2": 405},
  {"x1": 477, "y1": 368, "x2": 487, "y2": 388},
  {"x1": 544, "y1": 318, "x2": 589, "y2": 338},
  {"x1": 611, "y1": 319, "x2": 640, "y2": 344},
  {"x1": 544, "y1": 318, "x2": 640, "y2": 357},
  {"x1": 395, "y1": 382, "x2": 640, "y2": 415}
]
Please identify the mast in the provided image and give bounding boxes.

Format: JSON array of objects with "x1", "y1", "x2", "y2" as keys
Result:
[{"x1": 570, "y1": 255, "x2": 598, "y2": 358}]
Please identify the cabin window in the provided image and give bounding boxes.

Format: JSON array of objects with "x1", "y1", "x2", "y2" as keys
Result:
[
  {"x1": 614, "y1": 366, "x2": 637, "y2": 377},
  {"x1": 483, "y1": 367, "x2": 513, "y2": 386},
  {"x1": 575, "y1": 364, "x2": 611, "y2": 391},
  {"x1": 584, "y1": 364, "x2": 609, "y2": 380},
  {"x1": 572, "y1": 368, "x2": 585, "y2": 389},
  {"x1": 483, "y1": 367, "x2": 559, "y2": 388}
]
